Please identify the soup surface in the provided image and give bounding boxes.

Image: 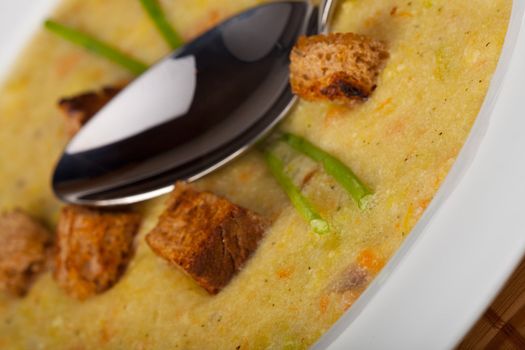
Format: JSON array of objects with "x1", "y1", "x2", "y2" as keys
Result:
[{"x1": 0, "y1": 0, "x2": 511, "y2": 348}]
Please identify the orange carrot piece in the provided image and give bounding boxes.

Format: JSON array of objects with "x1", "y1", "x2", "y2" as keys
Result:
[{"x1": 357, "y1": 248, "x2": 386, "y2": 274}]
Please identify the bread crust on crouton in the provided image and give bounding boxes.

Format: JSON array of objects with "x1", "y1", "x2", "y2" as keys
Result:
[
  {"x1": 54, "y1": 206, "x2": 140, "y2": 300},
  {"x1": 290, "y1": 33, "x2": 388, "y2": 105},
  {"x1": 58, "y1": 85, "x2": 123, "y2": 136},
  {"x1": 146, "y1": 182, "x2": 268, "y2": 294},
  {"x1": 0, "y1": 210, "x2": 52, "y2": 296}
]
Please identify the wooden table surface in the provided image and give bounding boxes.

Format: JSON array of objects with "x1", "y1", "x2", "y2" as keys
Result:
[{"x1": 458, "y1": 256, "x2": 525, "y2": 349}]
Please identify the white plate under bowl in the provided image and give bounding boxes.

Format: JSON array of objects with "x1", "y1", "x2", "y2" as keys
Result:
[{"x1": 1, "y1": 1, "x2": 524, "y2": 349}]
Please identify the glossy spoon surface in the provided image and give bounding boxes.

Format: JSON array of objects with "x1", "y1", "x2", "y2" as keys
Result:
[{"x1": 53, "y1": 1, "x2": 331, "y2": 206}]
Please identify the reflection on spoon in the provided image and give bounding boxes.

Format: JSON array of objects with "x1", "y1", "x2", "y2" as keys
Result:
[
  {"x1": 68, "y1": 55, "x2": 197, "y2": 153},
  {"x1": 53, "y1": 1, "x2": 325, "y2": 206}
]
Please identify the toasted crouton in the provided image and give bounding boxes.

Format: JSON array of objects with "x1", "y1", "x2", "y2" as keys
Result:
[
  {"x1": 54, "y1": 206, "x2": 140, "y2": 300},
  {"x1": 0, "y1": 210, "x2": 52, "y2": 296},
  {"x1": 290, "y1": 33, "x2": 388, "y2": 105},
  {"x1": 58, "y1": 85, "x2": 123, "y2": 136},
  {"x1": 146, "y1": 182, "x2": 268, "y2": 294}
]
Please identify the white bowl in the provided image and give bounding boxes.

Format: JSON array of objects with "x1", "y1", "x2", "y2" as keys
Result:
[{"x1": 1, "y1": 1, "x2": 524, "y2": 349}]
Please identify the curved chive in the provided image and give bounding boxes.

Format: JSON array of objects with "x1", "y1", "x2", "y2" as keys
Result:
[
  {"x1": 44, "y1": 20, "x2": 148, "y2": 75},
  {"x1": 139, "y1": 0, "x2": 184, "y2": 49},
  {"x1": 264, "y1": 150, "x2": 330, "y2": 235},
  {"x1": 282, "y1": 133, "x2": 372, "y2": 209}
]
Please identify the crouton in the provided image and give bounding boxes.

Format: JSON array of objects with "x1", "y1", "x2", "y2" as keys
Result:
[
  {"x1": 54, "y1": 205, "x2": 140, "y2": 300},
  {"x1": 146, "y1": 182, "x2": 268, "y2": 294},
  {"x1": 58, "y1": 85, "x2": 123, "y2": 136},
  {"x1": 0, "y1": 210, "x2": 52, "y2": 296},
  {"x1": 290, "y1": 33, "x2": 388, "y2": 105}
]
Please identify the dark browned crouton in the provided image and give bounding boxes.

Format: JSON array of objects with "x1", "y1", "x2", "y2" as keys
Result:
[
  {"x1": 290, "y1": 33, "x2": 388, "y2": 105},
  {"x1": 58, "y1": 85, "x2": 123, "y2": 136},
  {"x1": 146, "y1": 182, "x2": 268, "y2": 294},
  {"x1": 0, "y1": 210, "x2": 52, "y2": 296},
  {"x1": 54, "y1": 206, "x2": 140, "y2": 300}
]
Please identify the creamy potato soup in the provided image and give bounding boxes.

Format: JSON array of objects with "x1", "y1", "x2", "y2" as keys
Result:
[{"x1": 0, "y1": 0, "x2": 511, "y2": 348}]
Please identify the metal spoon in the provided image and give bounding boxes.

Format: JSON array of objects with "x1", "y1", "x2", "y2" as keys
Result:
[{"x1": 52, "y1": 0, "x2": 337, "y2": 206}]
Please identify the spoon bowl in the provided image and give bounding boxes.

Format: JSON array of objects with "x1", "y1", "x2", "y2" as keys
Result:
[{"x1": 53, "y1": 1, "x2": 319, "y2": 206}]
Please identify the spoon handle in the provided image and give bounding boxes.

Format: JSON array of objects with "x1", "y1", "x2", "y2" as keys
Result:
[{"x1": 318, "y1": 0, "x2": 337, "y2": 34}]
